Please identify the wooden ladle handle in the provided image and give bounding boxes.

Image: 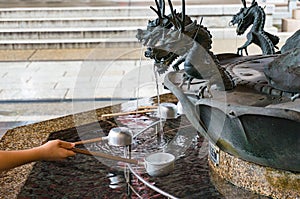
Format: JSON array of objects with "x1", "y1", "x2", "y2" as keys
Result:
[
  {"x1": 74, "y1": 137, "x2": 107, "y2": 145},
  {"x1": 72, "y1": 148, "x2": 139, "y2": 165}
]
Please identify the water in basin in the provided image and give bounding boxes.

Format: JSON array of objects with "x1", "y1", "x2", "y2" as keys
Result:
[{"x1": 18, "y1": 113, "x2": 267, "y2": 198}]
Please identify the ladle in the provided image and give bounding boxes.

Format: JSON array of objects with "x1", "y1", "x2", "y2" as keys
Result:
[
  {"x1": 76, "y1": 103, "x2": 178, "y2": 145},
  {"x1": 72, "y1": 148, "x2": 175, "y2": 177},
  {"x1": 155, "y1": 102, "x2": 178, "y2": 119},
  {"x1": 101, "y1": 109, "x2": 156, "y2": 118},
  {"x1": 75, "y1": 127, "x2": 133, "y2": 147},
  {"x1": 72, "y1": 148, "x2": 139, "y2": 165}
]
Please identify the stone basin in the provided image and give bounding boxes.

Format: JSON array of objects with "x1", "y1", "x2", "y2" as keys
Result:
[{"x1": 0, "y1": 94, "x2": 270, "y2": 198}]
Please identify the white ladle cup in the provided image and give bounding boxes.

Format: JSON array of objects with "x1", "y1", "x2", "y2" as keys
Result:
[
  {"x1": 73, "y1": 149, "x2": 175, "y2": 177},
  {"x1": 74, "y1": 127, "x2": 132, "y2": 147},
  {"x1": 144, "y1": 152, "x2": 175, "y2": 177}
]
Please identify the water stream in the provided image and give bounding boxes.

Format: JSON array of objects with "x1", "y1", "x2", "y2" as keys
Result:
[{"x1": 153, "y1": 66, "x2": 165, "y2": 147}]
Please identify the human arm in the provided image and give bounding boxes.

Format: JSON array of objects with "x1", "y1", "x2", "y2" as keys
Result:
[{"x1": 0, "y1": 140, "x2": 75, "y2": 172}]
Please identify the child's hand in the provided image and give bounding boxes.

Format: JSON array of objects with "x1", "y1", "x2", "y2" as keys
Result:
[{"x1": 37, "y1": 140, "x2": 76, "y2": 161}]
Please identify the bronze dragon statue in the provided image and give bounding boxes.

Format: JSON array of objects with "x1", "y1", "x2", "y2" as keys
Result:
[
  {"x1": 135, "y1": 0, "x2": 300, "y2": 174},
  {"x1": 230, "y1": 0, "x2": 299, "y2": 100},
  {"x1": 230, "y1": 0, "x2": 279, "y2": 55},
  {"x1": 264, "y1": 30, "x2": 300, "y2": 100},
  {"x1": 136, "y1": 0, "x2": 235, "y2": 97}
]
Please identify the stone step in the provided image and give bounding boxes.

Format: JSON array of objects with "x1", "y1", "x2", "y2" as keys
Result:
[
  {"x1": 0, "y1": 5, "x2": 254, "y2": 19},
  {"x1": 0, "y1": 5, "x2": 250, "y2": 30},
  {"x1": 0, "y1": 0, "x2": 241, "y2": 8},
  {"x1": 0, "y1": 30, "x2": 290, "y2": 51},
  {"x1": 0, "y1": 37, "x2": 140, "y2": 50},
  {"x1": 0, "y1": 5, "x2": 275, "y2": 27},
  {"x1": 0, "y1": 10, "x2": 274, "y2": 30},
  {"x1": 0, "y1": 25, "x2": 279, "y2": 40},
  {"x1": 0, "y1": 27, "x2": 142, "y2": 40},
  {"x1": 0, "y1": 17, "x2": 150, "y2": 29},
  {"x1": 0, "y1": 4, "x2": 276, "y2": 49},
  {"x1": 0, "y1": 15, "x2": 246, "y2": 29},
  {"x1": 0, "y1": 27, "x2": 245, "y2": 41},
  {"x1": 0, "y1": 7, "x2": 156, "y2": 19},
  {"x1": 113, "y1": 0, "x2": 241, "y2": 6},
  {"x1": 0, "y1": 27, "x2": 280, "y2": 50}
]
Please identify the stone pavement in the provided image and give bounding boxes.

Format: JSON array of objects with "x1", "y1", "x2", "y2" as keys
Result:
[
  {"x1": 0, "y1": 47, "x2": 156, "y2": 101},
  {"x1": 0, "y1": 46, "x2": 162, "y2": 137}
]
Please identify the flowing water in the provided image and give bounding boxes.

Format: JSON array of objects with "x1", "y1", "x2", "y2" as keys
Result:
[{"x1": 153, "y1": 66, "x2": 165, "y2": 147}]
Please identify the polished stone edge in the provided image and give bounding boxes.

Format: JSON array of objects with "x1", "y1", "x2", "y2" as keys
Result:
[
  {"x1": 208, "y1": 148, "x2": 300, "y2": 199},
  {"x1": 0, "y1": 104, "x2": 117, "y2": 199},
  {"x1": 0, "y1": 163, "x2": 34, "y2": 199},
  {"x1": 0, "y1": 93, "x2": 177, "y2": 198}
]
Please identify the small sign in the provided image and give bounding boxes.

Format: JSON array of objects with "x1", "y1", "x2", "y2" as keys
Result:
[{"x1": 209, "y1": 142, "x2": 220, "y2": 166}]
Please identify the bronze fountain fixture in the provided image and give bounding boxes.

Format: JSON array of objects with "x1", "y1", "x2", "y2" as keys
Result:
[{"x1": 136, "y1": 0, "x2": 300, "y2": 198}]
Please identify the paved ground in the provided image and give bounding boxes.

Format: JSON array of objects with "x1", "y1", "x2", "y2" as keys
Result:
[{"x1": 0, "y1": 46, "x2": 162, "y2": 137}]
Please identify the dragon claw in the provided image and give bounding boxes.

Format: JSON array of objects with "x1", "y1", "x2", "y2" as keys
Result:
[{"x1": 197, "y1": 82, "x2": 213, "y2": 99}]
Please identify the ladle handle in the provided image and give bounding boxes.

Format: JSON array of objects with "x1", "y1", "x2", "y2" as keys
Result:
[
  {"x1": 101, "y1": 109, "x2": 156, "y2": 118},
  {"x1": 72, "y1": 148, "x2": 139, "y2": 165},
  {"x1": 74, "y1": 137, "x2": 107, "y2": 145}
]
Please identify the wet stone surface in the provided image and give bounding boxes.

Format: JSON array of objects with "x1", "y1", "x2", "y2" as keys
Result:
[{"x1": 17, "y1": 114, "x2": 260, "y2": 198}]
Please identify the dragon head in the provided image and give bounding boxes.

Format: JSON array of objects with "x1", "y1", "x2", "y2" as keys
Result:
[
  {"x1": 230, "y1": 0, "x2": 257, "y2": 35},
  {"x1": 136, "y1": 0, "x2": 206, "y2": 74}
]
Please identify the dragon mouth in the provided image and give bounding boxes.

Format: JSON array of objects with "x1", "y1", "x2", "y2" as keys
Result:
[
  {"x1": 155, "y1": 54, "x2": 176, "y2": 68},
  {"x1": 145, "y1": 47, "x2": 177, "y2": 64},
  {"x1": 151, "y1": 53, "x2": 177, "y2": 74}
]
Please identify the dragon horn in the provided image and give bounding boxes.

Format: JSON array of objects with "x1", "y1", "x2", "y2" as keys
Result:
[
  {"x1": 181, "y1": 0, "x2": 186, "y2": 32},
  {"x1": 150, "y1": 0, "x2": 162, "y2": 19},
  {"x1": 200, "y1": 17, "x2": 203, "y2": 25},
  {"x1": 241, "y1": 0, "x2": 247, "y2": 8},
  {"x1": 167, "y1": 0, "x2": 179, "y2": 29},
  {"x1": 159, "y1": 0, "x2": 166, "y2": 17}
]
